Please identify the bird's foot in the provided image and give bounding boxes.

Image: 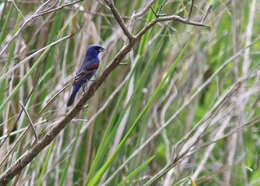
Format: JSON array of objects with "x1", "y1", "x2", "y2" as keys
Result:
[
  {"x1": 90, "y1": 75, "x2": 97, "y2": 81},
  {"x1": 82, "y1": 84, "x2": 86, "y2": 94}
]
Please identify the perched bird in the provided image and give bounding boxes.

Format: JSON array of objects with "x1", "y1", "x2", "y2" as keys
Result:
[{"x1": 67, "y1": 44, "x2": 104, "y2": 106}]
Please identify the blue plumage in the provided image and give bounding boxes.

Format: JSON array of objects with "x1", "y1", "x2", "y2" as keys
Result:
[{"x1": 67, "y1": 44, "x2": 104, "y2": 106}]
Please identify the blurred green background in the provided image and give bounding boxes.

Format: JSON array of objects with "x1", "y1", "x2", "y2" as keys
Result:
[{"x1": 0, "y1": 0, "x2": 259, "y2": 185}]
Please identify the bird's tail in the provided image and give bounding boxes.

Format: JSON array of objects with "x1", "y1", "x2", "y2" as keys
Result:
[{"x1": 67, "y1": 89, "x2": 77, "y2": 107}]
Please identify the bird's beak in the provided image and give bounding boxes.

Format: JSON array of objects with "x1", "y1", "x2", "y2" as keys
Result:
[{"x1": 99, "y1": 47, "x2": 105, "y2": 52}]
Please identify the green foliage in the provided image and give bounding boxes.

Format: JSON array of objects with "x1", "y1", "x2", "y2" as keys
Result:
[
  {"x1": 0, "y1": 0, "x2": 259, "y2": 186},
  {"x1": 37, "y1": 140, "x2": 55, "y2": 186}
]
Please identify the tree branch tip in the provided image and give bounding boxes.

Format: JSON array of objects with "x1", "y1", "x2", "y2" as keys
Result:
[
  {"x1": 150, "y1": 7, "x2": 158, "y2": 18},
  {"x1": 201, "y1": 5, "x2": 213, "y2": 24},
  {"x1": 119, "y1": 62, "x2": 129, "y2": 65}
]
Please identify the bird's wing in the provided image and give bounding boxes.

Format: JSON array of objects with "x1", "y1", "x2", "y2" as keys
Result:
[
  {"x1": 73, "y1": 61, "x2": 99, "y2": 84},
  {"x1": 73, "y1": 69, "x2": 91, "y2": 84}
]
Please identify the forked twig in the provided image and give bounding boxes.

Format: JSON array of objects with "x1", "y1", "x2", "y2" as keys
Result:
[{"x1": 19, "y1": 102, "x2": 38, "y2": 143}]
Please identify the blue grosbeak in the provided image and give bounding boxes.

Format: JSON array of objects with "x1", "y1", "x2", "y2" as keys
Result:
[{"x1": 67, "y1": 44, "x2": 104, "y2": 106}]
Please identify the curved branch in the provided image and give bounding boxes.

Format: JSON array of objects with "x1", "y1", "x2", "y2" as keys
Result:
[{"x1": 136, "y1": 15, "x2": 210, "y2": 39}]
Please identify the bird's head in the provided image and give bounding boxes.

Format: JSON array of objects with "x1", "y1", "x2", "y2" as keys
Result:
[{"x1": 85, "y1": 44, "x2": 105, "y2": 59}]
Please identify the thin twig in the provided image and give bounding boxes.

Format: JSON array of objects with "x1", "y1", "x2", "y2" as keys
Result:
[
  {"x1": 36, "y1": 0, "x2": 83, "y2": 18},
  {"x1": 39, "y1": 83, "x2": 71, "y2": 116},
  {"x1": 188, "y1": 0, "x2": 195, "y2": 21},
  {"x1": 0, "y1": 88, "x2": 34, "y2": 148},
  {"x1": 0, "y1": 0, "x2": 52, "y2": 56},
  {"x1": 201, "y1": 5, "x2": 212, "y2": 24},
  {"x1": 150, "y1": 7, "x2": 158, "y2": 18},
  {"x1": 103, "y1": 0, "x2": 135, "y2": 41},
  {"x1": 193, "y1": 116, "x2": 260, "y2": 153},
  {"x1": 19, "y1": 102, "x2": 38, "y2": 143},
  {"x1": 133, "y1": 0, "x2": 157, "y2": 18},
  {"x1": 0, "y1": 0, "x2": 82, "y2": 56},
  {"x1": 136, "y1": 15, "x2": 210, "y2": 39},
  {"x1": 0, "y1": 34, "x2": 74, "y2": 82},
  {"x1": 65, "y1": 7, "x2": 132, "y2": 19},
  {"x1": 11, "y1": 0, "x2": 25, "y2": 19},
  {"x1": 0, "y1": 127, "x2": 30, "y2": 170}
]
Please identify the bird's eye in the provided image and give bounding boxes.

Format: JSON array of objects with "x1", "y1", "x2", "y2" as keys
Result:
[{"x1": 98, "y1": 47, "x2": 104, "y2": 52}]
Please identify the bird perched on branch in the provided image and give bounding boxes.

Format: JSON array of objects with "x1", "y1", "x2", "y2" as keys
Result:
[{"x1": 67, "y1": 44, "x2": 104, "y2": 106}]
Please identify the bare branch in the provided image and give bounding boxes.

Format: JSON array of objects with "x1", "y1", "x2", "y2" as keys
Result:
[
  {"x1": 136, "y1": 15, "x2": 210, "y2": 39},
  {"x1": 104, "y1": 0, "x2": 135, "y2": 41}
]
